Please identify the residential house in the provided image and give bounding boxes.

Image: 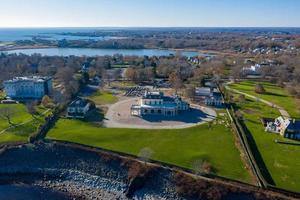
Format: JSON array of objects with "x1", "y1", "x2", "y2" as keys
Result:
[
  {"x1": 195, "y1": 87, "x2": 224, "y2": 107},
  {"x1": 265, "y1": 116, "x2": 300, "y2": 140},
  {"x1": 67, "y1": 97, "x2": 92, "y2": 119}
]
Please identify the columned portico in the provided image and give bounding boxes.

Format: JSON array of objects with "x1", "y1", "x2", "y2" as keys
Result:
[{"x1": 130, "y1": 91, "x2": 189, "y2": 117}]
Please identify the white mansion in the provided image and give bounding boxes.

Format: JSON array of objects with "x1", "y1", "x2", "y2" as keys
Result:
[
  {"x1": 3, "y1": 76, "x2": 52, "y2": 99},
  {"x1": 131, "y1": 91, "x2": 190, "y2": 117}
]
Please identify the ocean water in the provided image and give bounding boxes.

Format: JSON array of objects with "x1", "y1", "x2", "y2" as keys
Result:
[
  {"x1": 3, "y1": 47, "x2": 202, "y2": 57},
  {"x1": 0, "y1": 184, "x2": 70, "y2": 200},
  {"x1": 1, "y1": 27, "x2": 300, "y2": 42},
  {"x1": 0, "y1": 28, "x2": 115, "y2": 42}
]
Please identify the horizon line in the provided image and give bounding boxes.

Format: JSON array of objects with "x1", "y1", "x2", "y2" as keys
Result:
[{"x1": 0, "y1": 26, "x2": 300, "y2": 29}]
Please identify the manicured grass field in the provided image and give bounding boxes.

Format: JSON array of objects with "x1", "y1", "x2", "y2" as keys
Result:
[
  {"x1": 88, "y1": 91, "x2": 118, "y2": 105},
  {"x1": 47, "y1": 117, "x2": 252, "y2": 183},
  {"x1": 234, "y1": 95, "x2": 300, "y2": 192},
  {"x1": 0, "y1": 104, "x2": 49, "y2": 144},
  {"x1": 230, "y1": 81, "x2": 300, "y2": 118},
  {"x1": 110, "y1": 81, "x2": 137, "y2": 88}
]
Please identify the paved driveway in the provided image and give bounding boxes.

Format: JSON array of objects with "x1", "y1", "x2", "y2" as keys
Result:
[{"x1": 103, "y1": 98, "x2": 217, "y2": 129}]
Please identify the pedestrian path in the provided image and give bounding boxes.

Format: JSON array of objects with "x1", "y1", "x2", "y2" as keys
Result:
[{"x1": 225, "y1": 84, "x2": 291, "y2": 119}]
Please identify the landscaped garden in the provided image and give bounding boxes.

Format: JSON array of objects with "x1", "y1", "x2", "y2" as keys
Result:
[
  {"x1": 230, "y1": 80, "x2": 300, "y2": 118},
  {"x1": 0, "y1": 103, "x2": 51, "y2": 144},
  {"x1": 229, "y1": 88, "x2": 300, "y2": 192},
  {"x1": 47, "y1": 112, "x2": 252, "y2": 183}
]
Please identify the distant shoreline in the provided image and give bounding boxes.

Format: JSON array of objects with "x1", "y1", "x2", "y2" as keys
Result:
[
  {"x1": 0, "y1": 45, "x2": 54, "y2": 52},
  {"x1": 0, "y1": 45, "x2": 226, "y2": 56}
]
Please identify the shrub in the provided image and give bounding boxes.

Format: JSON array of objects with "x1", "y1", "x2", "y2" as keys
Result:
[
  {"x1": 174, "y1": 171, "x2": 238, "y2": 200},
  {"x1": 254, "y1": 84, "x2": 266, "y2": 94},
  {"x1": 41, "y1": 95, "x2": 55, "y2": 108}
]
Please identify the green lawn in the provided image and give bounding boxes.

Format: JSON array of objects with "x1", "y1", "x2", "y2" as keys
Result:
[
  {"x1": 88, "y1": 91, "x2": 118, "y2": 105},
  {"x1": 110, "y1": 81, "x2": 137, "y2": 88},
  {"x1": 234, "y1": 95, "x2": 300, "y2": 192},
  {"x1": 230, "y1": 81, "x2": 300, "y2": 118},
  {"x1": 0, "y1": 104, "x2": 50, "y2": 144},
  {"x1": 111, "y1": 64, "x2": 131, "y2": 68},
  {"x1": 47, "y1": 117, "x2": 252, "y2": 183}
]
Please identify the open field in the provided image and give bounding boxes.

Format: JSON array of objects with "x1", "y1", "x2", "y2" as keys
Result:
[
  {"x1": 231, "y1": 92, "x2": 300, "y2": 192},
  {"x1": 0, "y1": 104, "x2": 50, "y2": 144},
  {"x1": 88, "y1": 91, "x2": 119, "y2": 105},
  {"x1": 109, "y1": 81, "x2": 137, "y2": 88},
  {"x1": 230, "y1": 81, "x2": 300, "y2": 118},
  {"x1": 47, "y1": 113, "x2": 252, "y2": 183}
]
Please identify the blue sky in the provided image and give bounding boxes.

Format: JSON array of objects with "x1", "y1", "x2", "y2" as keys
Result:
[{"x1": 0, "y1": 0, "x2": 299, "y2": 27}]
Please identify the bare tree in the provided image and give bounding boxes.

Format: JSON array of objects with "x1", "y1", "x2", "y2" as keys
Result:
[
  {"x1": 138, "y1": 147, "x2": 153, "y2": 164},
  {"x1": 125, "y1": 67, "x2": 136, "y2": 82},
  {"x1": 185, "y1": 86, "x2": 195, "y2": 100},
  {"x1": 0, "y1": 106, "x2": 17, "y2": 126},
  {"x1": 169, "y1": 72, "x2": 183, "y2": 93},
  {"x1": 255, "y1": 84, "x2": 266, "y2": 94},
  {"x1": 26, "y1": 101, "x2": 39, "y2": 119}
]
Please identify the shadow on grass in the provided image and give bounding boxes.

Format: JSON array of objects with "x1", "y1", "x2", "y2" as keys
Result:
[
  {"x1": 84, "y1": 108, "x2": 104, "y2": 123},
  {"x1": 265, "y1": 92, "x2": 287, "y2": 98},
  {"x1": 276, "y1": 140, "x2": 300, "y2": 146},
  {"x1": 239, "y1": 119, "x2": 275, "y2": 185},
  {"x1": 141, "y1": 108, "x2": 214, "y2": 124}
]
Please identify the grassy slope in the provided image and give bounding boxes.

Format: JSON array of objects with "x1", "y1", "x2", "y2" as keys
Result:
[
  {"x1": 233, "y1": 94, "x2": 300, "y2": 192},
  {"x1": 230, "y1": 81, "x2": 300, "y2": 118},
  {"x1": 88, "y1": 91, "x2": 118, "y2": 105},
  {"x1": 47, "y1": 118, "x2": 251, "y2": 183},
  {"x1": 0, "y1": 104, "x2": 49, "y2": 144}
]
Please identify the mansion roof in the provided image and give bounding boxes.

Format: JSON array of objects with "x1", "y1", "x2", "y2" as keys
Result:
[{"x1": 4, "y1": 76, "x2": 52, "y2": 83}]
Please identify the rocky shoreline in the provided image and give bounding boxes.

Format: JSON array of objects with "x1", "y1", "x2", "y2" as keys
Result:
[
  {"x1": 0, "y1": 142, "x2": 180, "y2": 200},
  {"x1": 0, "y1": 142, "x2": 298, "y2": 200}
]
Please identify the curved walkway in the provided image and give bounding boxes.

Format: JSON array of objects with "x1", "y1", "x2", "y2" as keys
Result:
[
  {"x1": 225, "y1": 84, "x2": 290, "y2": 119},
  {"x1": 0, "y1": 109, "x2": 51, "y2": 135},
  {"x1": 103, "y1": 98, "x2": 217, "y2": 129}
]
